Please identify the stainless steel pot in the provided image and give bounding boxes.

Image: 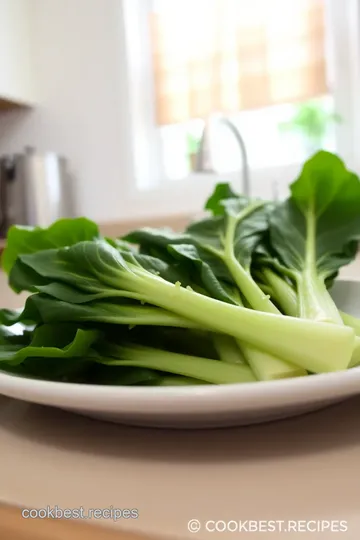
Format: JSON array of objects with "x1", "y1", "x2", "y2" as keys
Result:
[{"x1": 1, "y1": 147, "x2": 75, "y2": 231}]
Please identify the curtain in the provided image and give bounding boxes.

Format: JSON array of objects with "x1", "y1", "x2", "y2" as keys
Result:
[{"x1": 150, "y1": 0, "x2": 327, "y2": 125}]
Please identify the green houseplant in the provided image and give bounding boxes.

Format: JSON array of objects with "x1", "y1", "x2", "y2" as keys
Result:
[{"x1": 279, "y1": 99, "x2": 342, "y2": 154}]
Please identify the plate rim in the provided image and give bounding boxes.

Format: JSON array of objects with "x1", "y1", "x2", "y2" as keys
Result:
[{"x1": 0, "y1": 363, "x2": 359, "y2": 407}]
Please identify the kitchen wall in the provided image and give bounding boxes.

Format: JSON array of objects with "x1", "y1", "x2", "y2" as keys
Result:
[{"x1": 0, "y1": 0, "x2": 134, "y2": 223}]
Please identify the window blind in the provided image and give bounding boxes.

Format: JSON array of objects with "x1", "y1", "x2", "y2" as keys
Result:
[{"x1": 150, "y1": 0, "x2": 327, "y2": 125}]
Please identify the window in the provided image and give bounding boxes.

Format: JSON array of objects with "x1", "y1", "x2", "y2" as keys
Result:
[{"x1": 122, "y1": 0, "x2": 360, "y2": 210}]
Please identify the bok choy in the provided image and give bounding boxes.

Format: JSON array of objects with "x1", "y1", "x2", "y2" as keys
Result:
[{"x1": 0, "y1": 150, "x2": 359, "y2": 385}]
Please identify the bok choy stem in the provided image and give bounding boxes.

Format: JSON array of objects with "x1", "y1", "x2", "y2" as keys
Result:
[
  {"x1": 261, "y1": 268, "x2": 298, "y2": 317},
  {"x1": 295, "y1": 207, "x2": 343, "y2": 324},
  {"x1": 97, "y1": 344, "x2": 256, "y2": 384},
  {"x1": 126, "y1": 266, "x2": 354, "y2": 373},
  {"x1": 223, "y1": 210, "x2": 280, "y2": 315},
  {"x1": 233, "y1": 292, "x2": 307, "y2": 380}
]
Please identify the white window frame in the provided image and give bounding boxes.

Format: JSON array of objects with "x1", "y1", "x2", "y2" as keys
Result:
[{"x1": 118, "y1": 0, "x2": 360, "y2": 220}]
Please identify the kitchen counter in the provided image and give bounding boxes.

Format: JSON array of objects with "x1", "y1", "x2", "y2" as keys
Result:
[{"x1": 0, "y1": 260, "x2": 360, "y2": 539}]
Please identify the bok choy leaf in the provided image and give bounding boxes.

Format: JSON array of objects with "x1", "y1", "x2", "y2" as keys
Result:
[{"x1": 269, "y1": 151, "x2": 360, "y2": 323}]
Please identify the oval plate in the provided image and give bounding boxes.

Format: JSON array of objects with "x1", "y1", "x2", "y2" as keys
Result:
[{"x1": 0, "y1": 280, "x2": 359, "y2": 428}]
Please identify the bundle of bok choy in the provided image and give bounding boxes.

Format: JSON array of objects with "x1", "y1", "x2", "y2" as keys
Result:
[{"x1": 0, "y1": 150, "x2": 359, "y2": 386}]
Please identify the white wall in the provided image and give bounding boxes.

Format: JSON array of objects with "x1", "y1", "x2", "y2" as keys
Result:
[
  {"x1": 0, "y1": 0, "x2": 34, "y2": 104},
  {"x1": 0, "y1": 0, "x2": 134, "y2": 222}
]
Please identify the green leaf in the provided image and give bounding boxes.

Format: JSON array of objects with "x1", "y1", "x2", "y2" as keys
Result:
[
  {"x1": 168, "y1": 244, "x2": 238, "y2": 304},
  {"x1": 105, "y1": 238, "x2": 137, "y2": 252},
  {"x1": 13, "y1": 240, "x2": 197, "y2": 305},
  {"x1": 124, "y1": 220, "x2": 246, "y2": 302},
  {"x1": 0, "y1": 308, "x2": 25, "y2": 326},
  {"x1": 122, "y1": 250, "x2": 193, "y2": 286},
  {"x1": 0, "y1": 323, "x2": 100, "y2": 366},
  {"x1": 13, "y1": 240, "x2": 131, "y2": 298},
  {"x1": 21, "y1": 294, "x2": 203, "y2": 329},
  {"x1": 0, "y1": 305, "x2": 38, "y2": 338},
  {"x1": 125, "y1": 223, "x2": 232, "y2": 285},
  {"x1": 34, "y1": 282, "x2": 118, "y2": 304},
  {"x1": 269, "y1": 150, "x2": 360, "y2": 322},
  {"x1": 0, "y1": 356, "x2": 94, "y2": 382},
  {"x1": 205, "y1": 182, "x2": 238, "y2": 215},
  {"x1": 2, "y1": 217, "x2": 99, "y2": 275},
  {"x1": 124, "y1": 227, "x2": 190, "y2": 248},
  {"x1": 9, "y1": 259, "x2": 51, "y2": 293},
  {"x1": 0, "y1": 323, "x2": 33, "y2": 347}
]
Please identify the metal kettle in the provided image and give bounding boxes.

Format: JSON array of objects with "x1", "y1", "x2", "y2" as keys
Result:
[{"x1": 1, "y1": 147, "x2": 75, "y2": 232}]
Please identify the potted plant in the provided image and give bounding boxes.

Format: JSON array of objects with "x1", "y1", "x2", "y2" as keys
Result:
[{"x1": 279, "y1": 99, "x2": 342, "y2": 154}]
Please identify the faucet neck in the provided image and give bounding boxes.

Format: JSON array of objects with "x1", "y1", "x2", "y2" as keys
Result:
[{"x1": 195, "y1": 115, "x2": 250, "y2": 196}]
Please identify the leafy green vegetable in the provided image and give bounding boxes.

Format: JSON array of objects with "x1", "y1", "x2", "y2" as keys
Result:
[
  {"x1": 269, "y1": 151, "x2": 360, "y2": 323},
  {"x1": 8, "y1": 240, "x2": 355, "y2": 373},
  {"x1": 0, "y1": 149, "x2": 359, "y2": 387},
  {"x1": 2, "y1": 217, "x2": 99, "y2": 275}
]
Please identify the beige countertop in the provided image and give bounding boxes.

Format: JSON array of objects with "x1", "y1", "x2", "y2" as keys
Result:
[{"x1": 0, "y1": 259, "x2": 360, "y2": 539}]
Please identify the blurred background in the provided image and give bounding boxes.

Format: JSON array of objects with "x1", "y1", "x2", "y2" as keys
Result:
[{"x1": 0, "y1": 0, "x2": 359, "y2": 240}]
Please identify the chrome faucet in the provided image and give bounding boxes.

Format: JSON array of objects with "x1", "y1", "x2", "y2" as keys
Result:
[{"x1": 195, "y1": 115, "x2": 251, "y2": 197}]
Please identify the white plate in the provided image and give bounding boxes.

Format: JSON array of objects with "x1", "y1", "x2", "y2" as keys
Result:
[{"x1": 0, "y1": 280, "x2": 360, "y2": 428}]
